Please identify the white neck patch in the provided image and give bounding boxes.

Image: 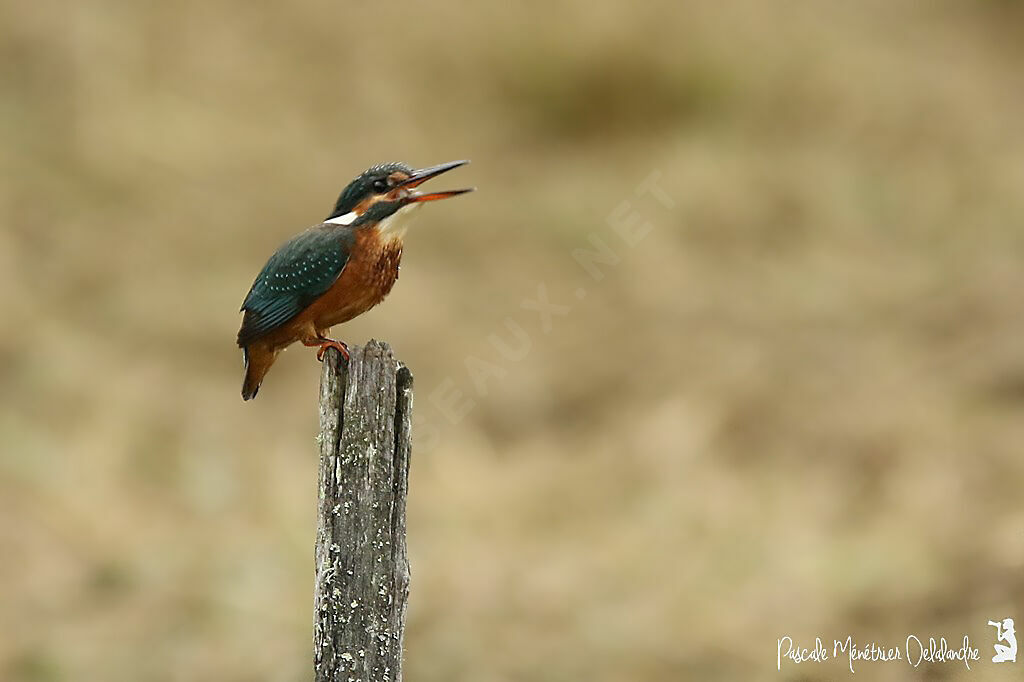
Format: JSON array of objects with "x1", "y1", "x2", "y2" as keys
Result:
[{"x1": 324, "y1": 211, "x2": 357, "y2": 226}]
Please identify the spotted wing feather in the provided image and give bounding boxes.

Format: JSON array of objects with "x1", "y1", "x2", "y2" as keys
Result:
[{"x1": 237, "y1": 226, "x2": 355, "y2": 346}]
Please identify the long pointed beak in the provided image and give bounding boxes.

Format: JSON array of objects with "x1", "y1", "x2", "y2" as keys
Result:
[
  {"x1": 398, "y1": 159, "x2": 474, "y2": 203},
  {"x1": 399, "y1": 160, "x2": 470, "y2": 188},
  {"x1": 407, "y1": 188, "x2": 474, "y2": 203}
]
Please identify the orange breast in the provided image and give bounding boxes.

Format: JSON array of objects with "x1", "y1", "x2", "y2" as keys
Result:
[{"x1": 300, "y1": 227, "x2": 403, "y2": 332}]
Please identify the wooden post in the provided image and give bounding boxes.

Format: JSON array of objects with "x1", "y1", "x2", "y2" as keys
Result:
[{"x1": 313, "y1": 341, "x2": 413, "y2": 682}]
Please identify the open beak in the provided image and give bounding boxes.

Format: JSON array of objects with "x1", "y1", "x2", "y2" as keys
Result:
[{"x1": 399, "y1": 160, "x2": 475, "y2": 203}]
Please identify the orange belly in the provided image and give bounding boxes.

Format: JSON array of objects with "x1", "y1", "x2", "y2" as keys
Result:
[
  {"x1": 308, "y1": 240, "x2": 402, "y2": 329},
  {"x1": 260, "y1": 228, "x2": 403, "y2": 350}
]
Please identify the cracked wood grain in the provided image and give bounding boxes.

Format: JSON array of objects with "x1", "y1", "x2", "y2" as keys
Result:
[{"x1": 314, "y1": 341, "x2": 413, "y2": 682}]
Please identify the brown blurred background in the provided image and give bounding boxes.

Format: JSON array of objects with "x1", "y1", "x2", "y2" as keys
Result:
[{"x1": 3, "y1": 1, "x2": 1024, "y2": 680}]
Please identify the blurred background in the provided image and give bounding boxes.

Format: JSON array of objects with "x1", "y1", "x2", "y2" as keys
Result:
[{"x1": 2, "y1": 1, "x2": 1023, "y2": 680}]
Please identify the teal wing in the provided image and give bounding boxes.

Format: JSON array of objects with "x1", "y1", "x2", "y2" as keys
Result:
[{"x1": 237, "y1": 226, "x2": 354, "y2": 346}]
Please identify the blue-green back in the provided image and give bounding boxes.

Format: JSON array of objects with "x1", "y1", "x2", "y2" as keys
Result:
[{"x1": 237, "y1": 225, "x2": 354, "y2": 346}]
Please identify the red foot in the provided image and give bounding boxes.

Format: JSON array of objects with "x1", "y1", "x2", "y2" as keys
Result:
[{"x1": 303, "y1": 338, "x2": 349, "y2": 362}]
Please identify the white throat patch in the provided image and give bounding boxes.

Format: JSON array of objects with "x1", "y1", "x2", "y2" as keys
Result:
[{"x1": 377, "y1": 202, "x2": 420, "y2": 240}]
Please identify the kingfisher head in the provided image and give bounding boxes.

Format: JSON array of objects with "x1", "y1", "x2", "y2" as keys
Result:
[{"x1": 325, "y1": 160, "x2": 473, "y2": 232}]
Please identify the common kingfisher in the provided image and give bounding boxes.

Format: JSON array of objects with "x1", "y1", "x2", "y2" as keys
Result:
[{"x1": 237, "y1": 160, "x2": 472, "y2": 400}]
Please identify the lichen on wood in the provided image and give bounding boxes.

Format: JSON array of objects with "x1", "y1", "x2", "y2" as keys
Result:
[{"x1": 313, "y1": 341, "x2": 413, "y2": 682}]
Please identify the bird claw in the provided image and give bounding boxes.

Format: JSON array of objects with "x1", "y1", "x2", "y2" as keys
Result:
[{"x1": 316, "y1": 339, "x2": 349, "y2": 362}]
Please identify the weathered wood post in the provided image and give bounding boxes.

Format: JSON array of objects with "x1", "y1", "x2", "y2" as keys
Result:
[{"x1": 314, "y1": 341, "x2": 413, "y2": 682}]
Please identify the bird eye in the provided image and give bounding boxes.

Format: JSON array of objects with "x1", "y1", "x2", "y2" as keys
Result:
[{"x1": 372, "y1": 178, "x2": 388, "y2": 192}]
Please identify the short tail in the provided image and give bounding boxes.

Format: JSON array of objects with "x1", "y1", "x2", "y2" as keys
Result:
[{"x1": 241, "y1": 344, "x2": 276, "y2": 400}]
